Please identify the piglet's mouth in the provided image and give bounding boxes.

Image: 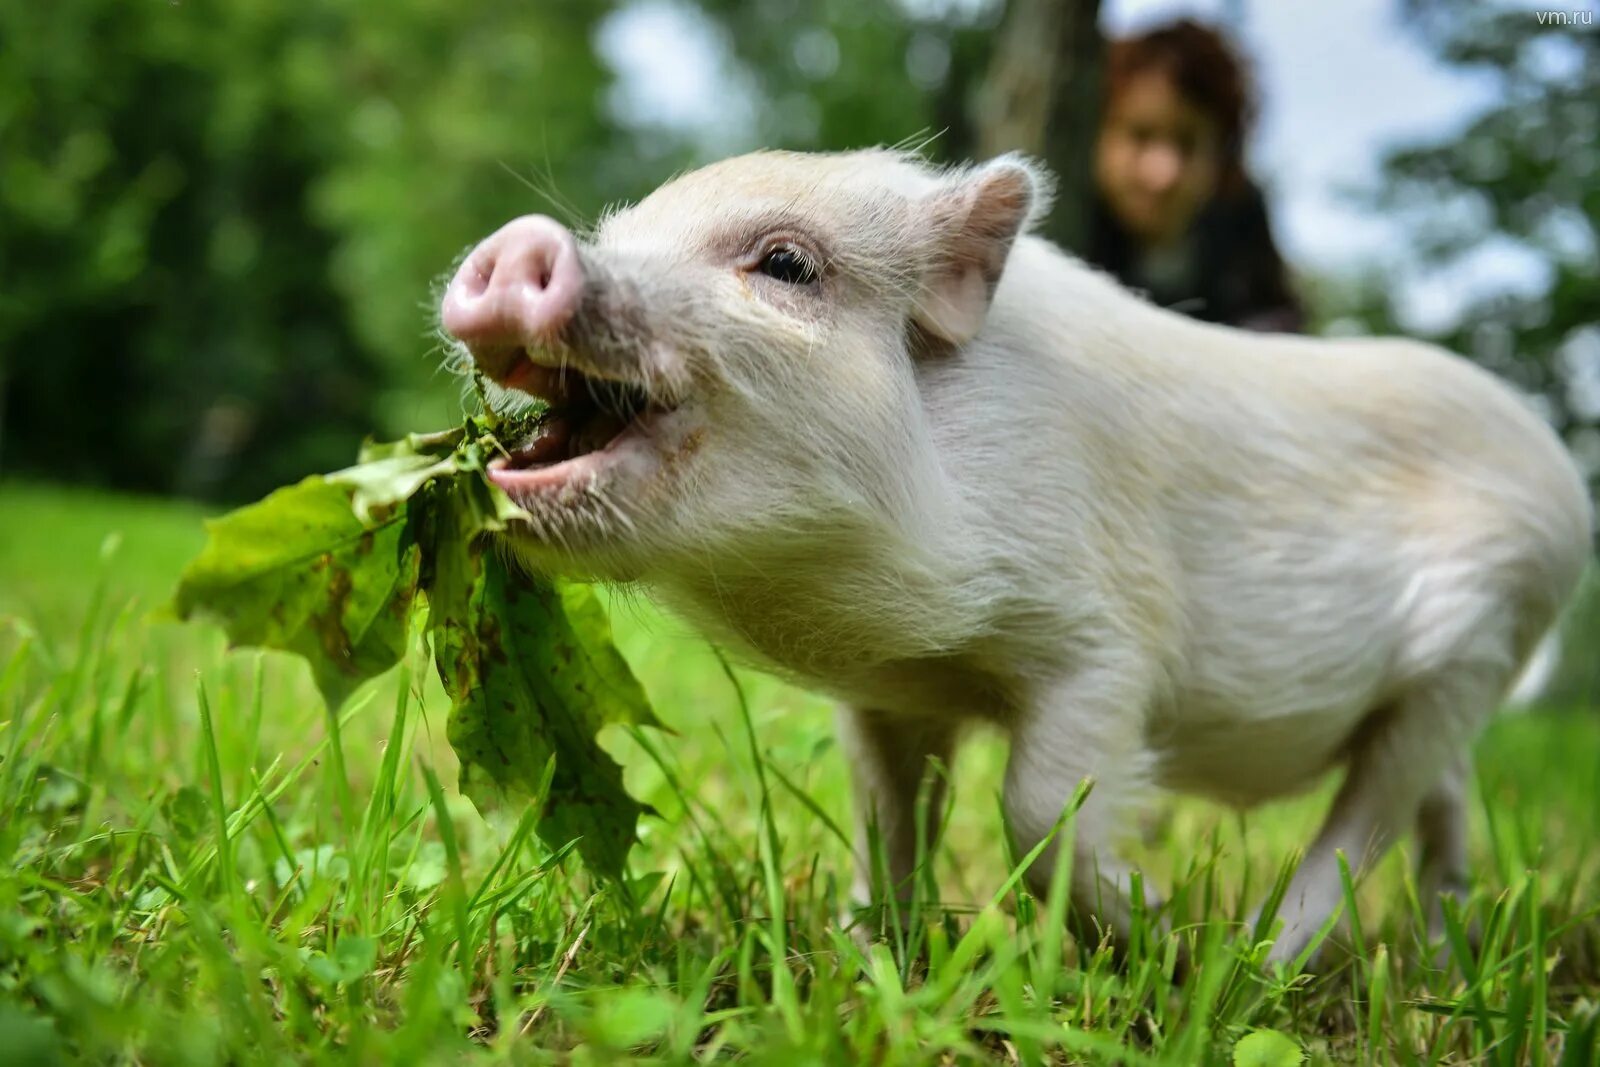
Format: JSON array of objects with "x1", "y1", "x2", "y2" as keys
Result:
[{"x1": 487, "y1": 350, "x2": 675, "y2": 494}]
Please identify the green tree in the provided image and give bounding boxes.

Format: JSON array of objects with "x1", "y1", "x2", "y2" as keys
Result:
[
  {"x1": 689, "y1": 0, "x2": 1104, "y2": 250},
  {"x1": 2, "y1": 0, "x2": 1112, "y2": 500},
  {"x1": 1351, "y1": 1, "x2": 1599, "y2": 502},
  {"x1": 277, "y1": 0, "x2": 647, "y2": 424},
  {"x1": 1, "y1": 2, "x2": 379, "y2": 498},
  {"x1": 0, "y1": 0, "x2": 633, "y2": 501}
]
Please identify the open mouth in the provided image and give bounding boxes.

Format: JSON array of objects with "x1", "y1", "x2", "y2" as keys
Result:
[{"x1": 487, "y1": 352, "x2": 672, "y2": 494}]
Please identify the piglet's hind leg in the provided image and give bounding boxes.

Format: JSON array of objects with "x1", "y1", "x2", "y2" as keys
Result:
[{"x1": 1260, "y1": 665, "x2": 1505, "y2": 966}]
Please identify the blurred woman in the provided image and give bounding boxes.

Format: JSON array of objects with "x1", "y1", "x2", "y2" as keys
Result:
[{"x1": 1088, "y1": 19, "x2": 1304, "y2": 333}]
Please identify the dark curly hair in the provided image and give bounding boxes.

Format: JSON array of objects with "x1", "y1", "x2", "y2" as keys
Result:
[
  {"x1": 1090, "y1": 20, "x2": 1301, "y2": 331},
  {"x1": 1104, "y1": 18, "x2": 1257, "y2": 194}
]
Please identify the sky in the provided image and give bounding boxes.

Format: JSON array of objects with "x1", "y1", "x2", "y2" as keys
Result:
[{"x1": 598, "y1": 0, "x2": 1590, "y2": 332}]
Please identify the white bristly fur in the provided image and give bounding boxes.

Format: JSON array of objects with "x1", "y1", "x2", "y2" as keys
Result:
[{"x1": 470, "y1": 149, "x2": 1594, "y2": 964}]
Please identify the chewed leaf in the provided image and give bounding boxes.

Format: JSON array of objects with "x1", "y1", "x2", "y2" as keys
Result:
[
  {"x1": 350, "y1": 412, "x2": 535, "y2": 530},
  {"x1": 554, "y1": 582, "x2": 662, "y2": 731},
  {"x1": 173, "y1": 475, "x2": 421, "y2": 709},
  {"x1": 441, "y1": 552, "x2": 654, "y2": 880},
  {"x1": 174, "y1": 413, "x2": 661, "y2": 882},
  {"x1": 356, "y1": 425, "x2": 468, "y2": 465},
  {"x1": 330, "y1": 452, "x2": 459, "y2": 525}
]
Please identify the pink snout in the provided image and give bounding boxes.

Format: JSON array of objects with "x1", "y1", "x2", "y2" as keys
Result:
[{"x1": 441, "y1": 215, "x2": 583, "y2": 382}]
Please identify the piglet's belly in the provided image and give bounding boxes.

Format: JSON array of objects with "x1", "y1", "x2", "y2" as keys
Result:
[{"x1": 1147, "y1": 700, "x2": 1376, "y2": 808}]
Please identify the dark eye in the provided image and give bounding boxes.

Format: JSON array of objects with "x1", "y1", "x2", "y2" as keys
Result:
[{"x1": 757, "y1": 246, "x2": 819, "y2": 285}]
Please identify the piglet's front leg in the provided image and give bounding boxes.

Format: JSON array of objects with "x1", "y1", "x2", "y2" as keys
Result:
[
  {"x1": 838, "y1": 707, "x2": 955, "y2": 938},
  {"x1": 1003, "y1": 663, "x2": 1165, "y2": 959}
]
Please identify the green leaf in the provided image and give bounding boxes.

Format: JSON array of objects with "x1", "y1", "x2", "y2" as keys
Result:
[
  {"x1": 273, "y1": 845, "x2": 350, "y2": 888},
  {"x1": 585, "y1": 988, "x2": 677, "y2": 1048},
  {"x1": 162, "y1": 785, "x2": 210, "y2": 843},
  {"x1": 356, "y1": 425, "x2": 469, "y2": 465},
  {"x1": 304, "y1": 935, "x2": 377, "y2": 987},
  {"x1": 175, "y1": 415, "x2": 661, "y2": 880},
  {"x1": 329, "y1": 452, "x2": 459, "y2": 525},
  {"x1": 1233, "y1": 1029, "x2": 1304, "y2": 1067},
  {"x1": 418, "y1": 472, "x2": 512, "y2": 707},
  {"x1": 440, "y1": 551, "x2": 658, "y2": 880},
  {"x1": 172, "y1": 475, "x2": 421, "y2": 709},
  {"x1": 31, "y1": 764, "x2": 87, "y2": 816},
  {"x1": 0, "y1": 1004, "x2": 65, "y2": 1066}
]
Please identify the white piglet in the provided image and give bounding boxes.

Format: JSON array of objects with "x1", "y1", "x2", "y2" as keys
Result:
[{"x1": 439, "y1": 150, "x2": 1593, "y2": 964}]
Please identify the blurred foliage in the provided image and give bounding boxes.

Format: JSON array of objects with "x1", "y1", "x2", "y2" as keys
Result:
[
  {"x1": 694, "y1": 0, "x2": 999, "y2": 161},
  {"x1": 1335, "y1": 1, "x2": 1600, "y2": 502},
  {"x1": 0, "y1": 0, "x2": 1008, "y2": 502},
  {"x1": 1, "y1": 0, "x2": 377, "y2": 499},
  {"x1": 0, "y1": 0, "x2": 644, "y2": 500}
]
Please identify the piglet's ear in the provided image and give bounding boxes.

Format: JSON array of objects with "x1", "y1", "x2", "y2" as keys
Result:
[{"x1": 912, "y1": 156, "x2": 1047, "y2": 346}]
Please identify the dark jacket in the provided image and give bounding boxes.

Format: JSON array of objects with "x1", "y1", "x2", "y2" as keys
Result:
[{"x1": 1087, "y1": 182, "x2": 1305, "y2": 333}]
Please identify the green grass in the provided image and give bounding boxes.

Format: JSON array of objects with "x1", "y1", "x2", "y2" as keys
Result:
[{"x1": 2, "y1": 479, "x2": 1598, "y2": 1065}]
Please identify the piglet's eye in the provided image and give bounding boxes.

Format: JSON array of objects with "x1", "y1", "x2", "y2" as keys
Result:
[{"x1": 757, "y1": 246, "x2": 819, "y2": 285}]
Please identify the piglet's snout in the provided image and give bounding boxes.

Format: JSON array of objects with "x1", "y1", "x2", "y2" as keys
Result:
[{"x1": 441, "y1": 215, "x2": 583, "y2": 383}]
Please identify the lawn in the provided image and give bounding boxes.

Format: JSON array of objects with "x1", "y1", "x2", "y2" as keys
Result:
[{"x1": 2, "y1": 480, "x2": 1597, "y2": 1065}]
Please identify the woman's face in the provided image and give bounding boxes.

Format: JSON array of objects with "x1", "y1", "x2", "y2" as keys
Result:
[{"x1": 1095, "y1": 68, "x2": 1224, "y2": 244}]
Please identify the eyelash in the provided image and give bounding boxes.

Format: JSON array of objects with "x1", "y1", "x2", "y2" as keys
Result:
[{"x1": 755, "y1": 244, "x2": 821, "y2": 285}]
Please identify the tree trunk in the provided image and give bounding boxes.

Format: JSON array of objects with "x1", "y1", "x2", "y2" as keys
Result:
[{"x1": 976, "y1": 0, "x2": 1104, "y2": 254}]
